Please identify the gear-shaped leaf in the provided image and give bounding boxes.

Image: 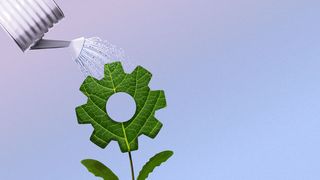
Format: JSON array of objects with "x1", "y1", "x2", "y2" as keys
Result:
[{"x1": 76, "y1": 62, "x2": 166, "y2": 152}]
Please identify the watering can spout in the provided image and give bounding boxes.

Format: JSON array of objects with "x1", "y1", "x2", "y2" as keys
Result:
[
  {"x1": 30, "y1": 39, "x2": 71, "y2": 50},
  {"x1": 30, "y1": 37, "x2": 86, "y2": 61}
]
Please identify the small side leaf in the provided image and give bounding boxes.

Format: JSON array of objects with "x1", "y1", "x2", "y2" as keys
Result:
[
  {"x1": 137, "y1": 150, "x2": 174, "y2": 180},
  {"x1": 81, "y1": 159, "x2": 119, "y2": 180}
]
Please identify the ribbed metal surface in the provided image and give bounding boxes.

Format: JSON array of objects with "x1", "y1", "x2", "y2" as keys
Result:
[{"x1": 0, "y1": 0, "x2": 64, "y2": 51}]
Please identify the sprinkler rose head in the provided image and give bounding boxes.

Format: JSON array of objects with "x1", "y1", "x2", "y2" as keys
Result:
[
  {"x1": 69, "y1": 37, "x2": 85, "y2": 61},
  {"x1": 0, "y1": 0, "x2": 64, "y2": 51},
  {"x1": 71, "y1": 37, "x2": 127, "y2": 79}
]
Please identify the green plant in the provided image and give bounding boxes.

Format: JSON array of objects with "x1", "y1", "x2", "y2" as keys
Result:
[{"x1": 76, "y1": 62, "x2": 173, "y2": 180}]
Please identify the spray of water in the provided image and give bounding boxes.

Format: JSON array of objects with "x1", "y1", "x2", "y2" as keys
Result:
[{"x1": 71, "y1": 37, "x2": 128, "y2": 79}]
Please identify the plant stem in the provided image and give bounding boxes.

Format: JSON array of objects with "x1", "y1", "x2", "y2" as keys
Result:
[{"x1": 128, "y1": 151, "x2": 135, "y2": 180}]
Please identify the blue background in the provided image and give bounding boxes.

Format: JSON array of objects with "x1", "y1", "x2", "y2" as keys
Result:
[{"x1": 0, "y1": 0, "x2": 320, "y2": 179}]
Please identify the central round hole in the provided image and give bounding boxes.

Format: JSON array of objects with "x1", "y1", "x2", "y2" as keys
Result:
[{"x1": 106, "y1": 92, "x2": 136, "y2": 122}]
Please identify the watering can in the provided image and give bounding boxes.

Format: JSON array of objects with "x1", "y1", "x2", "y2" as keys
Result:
[{"x1": 0, "y1": 0, "x2": 69, "y2": 51}]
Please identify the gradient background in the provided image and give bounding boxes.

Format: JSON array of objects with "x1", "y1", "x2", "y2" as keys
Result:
[{"x1": 0, "y1": 0, "x2": 320, "y2": 179}]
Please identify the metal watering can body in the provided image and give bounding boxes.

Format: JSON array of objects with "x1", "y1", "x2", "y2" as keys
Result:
[
  {"x1": 0, "y1": 0, "x2": 65, "y2": 51},
  {"x1": 0, "y1": 1, "x2": 120, "y2": 79}
]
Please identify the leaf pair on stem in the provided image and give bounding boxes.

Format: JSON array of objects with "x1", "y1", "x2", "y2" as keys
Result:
[{"x1": 82, "y1": 150, "x2": 174, "y2": 180}]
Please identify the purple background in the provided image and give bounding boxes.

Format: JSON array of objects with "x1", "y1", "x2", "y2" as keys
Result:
[{"x1": 1, "y1": 0, "x2": 320, "y2": 179}]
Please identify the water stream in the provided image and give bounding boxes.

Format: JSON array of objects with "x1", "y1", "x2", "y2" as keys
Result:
[{"x1": 74, "y1": 37, "x2": 127, "y2": 79}]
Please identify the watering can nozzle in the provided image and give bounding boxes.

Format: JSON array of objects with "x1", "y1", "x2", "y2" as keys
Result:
[{"x1": 30, "y1": 39, "x2": 71, "y2": 50}]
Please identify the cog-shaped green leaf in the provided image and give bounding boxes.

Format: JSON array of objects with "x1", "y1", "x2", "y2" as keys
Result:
[{"x1": 76, "y1": 62, "x2": 166, "y2": 152}]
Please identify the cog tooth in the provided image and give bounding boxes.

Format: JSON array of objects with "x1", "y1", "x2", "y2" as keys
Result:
[
  {"x1": 80, "y1": 76, "x2": 114, "y2": 99},
  {"x1": 80, "y1": 76, "x2": 99, "y2": 95},
  {"x1": 153, "y1": 90, "x2": 167, "y2": 110},
  {"x1": 104, "y1": 62, "x2": 127, "y2": 88},
  {"x1": 117, "y1": 139, "x2": 129, "y2": 153},
  {"x1": 76, "y1": 105, "x2": 92, "y2": 124},
  {"x1": 90, "y1": 131, "x2": 111, "y2": 148},
  {"x1": 129, "y1": 138, "x2": 139, "y2": 152},
  {"x1": 132, "y1": 66, "x2": 152, "y2": 87},
  {"x1": 142, "y1": 116, "x2": 163, "y2": 138},
  {"x1": 118, "y1": 138, "x2": 139, "y2": 153},
  {"x1": 104, "y1": 62, "x2": 124, "y2": 75}
]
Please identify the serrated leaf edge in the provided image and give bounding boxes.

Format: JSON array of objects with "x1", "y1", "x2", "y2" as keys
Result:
[
  {"x1": 137, "y1": 150, "x2": 174, "y2": 180},
  {"x1": 81, "y1": 159, "x2": 119, "y2": 180}
]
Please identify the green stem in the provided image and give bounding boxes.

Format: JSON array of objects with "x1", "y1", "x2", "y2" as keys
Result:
[{"x1": 128, "y1": 151, "x2": 135, "y2": 180}]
